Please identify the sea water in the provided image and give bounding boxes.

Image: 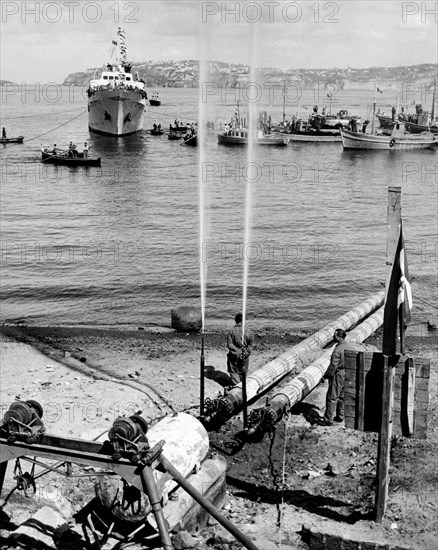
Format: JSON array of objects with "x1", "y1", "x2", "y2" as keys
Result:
[{"x1": 0, "y1": 85, "x2": 436, "y2": 333}]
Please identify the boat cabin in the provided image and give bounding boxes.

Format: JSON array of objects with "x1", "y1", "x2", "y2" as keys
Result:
[
  {"x1": 88, "y1": 63, "x2": 145, "y2": 95},
  {"x1": 225, "y1": 128, "x2": 266, "y2": 138},
  {"x1": 391, "y1": 122, "x2": 409, "y2": 137}
]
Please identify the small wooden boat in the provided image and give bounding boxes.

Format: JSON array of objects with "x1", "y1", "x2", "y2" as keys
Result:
[
  {"x1": 340, "y1": 122, "x2": 437, "y2": 150},
  {"x1": 182, "y1": 133, "x2": 197, "y2": 146},
  {"x1": 169, "y1": 125, "x2": 188, "y2": 134},
  {"x1": 168, "y1": 132, "x2": 182, "y2": 140},
  {"x1": 41, "y1": 150, "x2": 101, "y2": 166},
  {"x1": 0, "y1": 136, "x2": 24, "y2": 144},
  {"x1": 149, "y1": 92, "x2": 161, "y2": 106},
  {"x1": 149, "y1": 128, "x2": 164, "y2": 135}
]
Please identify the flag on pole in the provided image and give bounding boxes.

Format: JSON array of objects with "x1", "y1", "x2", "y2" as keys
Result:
[
  {"x1": 377, "y1": 87, "x2": 383, "y2": 93},
  {"x1": 383, "y1": 222, "x2": 412, "y2": 355}
]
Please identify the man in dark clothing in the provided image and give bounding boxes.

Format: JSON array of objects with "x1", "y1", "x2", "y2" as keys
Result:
[
  {"x1": 320, "y1": 328, "x2": 348, "y2": 426},
  {"x1": 227, "y1": 313, "x2": 254, "y2": 386}
]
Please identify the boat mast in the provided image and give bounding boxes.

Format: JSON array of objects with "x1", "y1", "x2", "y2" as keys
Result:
[
  {"x1": 431, "y1": 78, "x2": 436, "y2": 124},
  {"x1": 371, "y1": 83, "x2": 377, "y2": 135},
  {"x1": 117, "y1": 27, "x2": 127, "y2": 70},
  {"x1": 282, "y1": 81, "x2": 286, "y2": 125}
]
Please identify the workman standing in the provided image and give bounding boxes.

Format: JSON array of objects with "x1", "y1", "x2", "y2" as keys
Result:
[
  {"x1": 227, "y1": 313, "x2": 254, "y2": 387},
  {"x1": 319, "y1": 328, "x2": 348, "y2": 426}
]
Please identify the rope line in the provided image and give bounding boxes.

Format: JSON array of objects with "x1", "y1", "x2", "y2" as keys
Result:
[
  {"x1": 278, "y1": 417, "x2": 289, "y2": 548},
  {"x1": 25, "y1": 109, "x2": 88, "y2": 143},
  {"x1": 1, "y1": 107, "x2": 86, "y2": 121},
  {"x1": 412, "y1": 295, "x2": 438, "y2": 311},
  {"x1": 0, "y1": 109, "x2": 88, "y2": 151}
]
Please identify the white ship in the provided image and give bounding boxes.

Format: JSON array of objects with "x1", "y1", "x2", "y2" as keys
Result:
[{"x1": 87, "y1": 28, "x2": 147, "y2": 136}]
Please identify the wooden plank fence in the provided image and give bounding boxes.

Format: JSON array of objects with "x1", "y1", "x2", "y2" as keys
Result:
[{"x1": 344, "y1": 350, "x2": 430, "y2": 439}]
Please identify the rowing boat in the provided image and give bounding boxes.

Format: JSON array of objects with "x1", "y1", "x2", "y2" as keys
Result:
[
  {"x1": 0, "y1": 136, "x2": 24, "y2": 144},
  {"x1": 41, "y1": 150, "x2": 102, "y2": 167}
]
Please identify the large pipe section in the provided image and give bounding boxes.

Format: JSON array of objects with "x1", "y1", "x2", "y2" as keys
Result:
[
  {"x1": 148, "y1": 454, "x2": 227, "y2": 532},
  {"x1": 159, "y1": 454, "x2": 261, "y2": 550},
  {"x1": 203, "y1": 290, "x2": 384, "y2": 425},
  {"x1": 247, "y1": 307, "x2": 384, "y2": 434}
]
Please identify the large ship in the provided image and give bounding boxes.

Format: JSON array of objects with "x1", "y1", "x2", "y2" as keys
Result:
[{"x1": 87, "y1": 28, "x2": 147, "y2": 136}]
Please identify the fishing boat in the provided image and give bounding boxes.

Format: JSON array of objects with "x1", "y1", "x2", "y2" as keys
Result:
[
  {"x1": 41, "y1": 148, "x2": 102, "y2": 167},
  {"x1": 87, "y1": 28, "x2": 147, "y2": 136},
  {"x1": 218, "y1": 103, "x2": 286, "y2": 146},
  {"x1": 286, "y1": 117, "x2": 342, "y2": 142},
  {"x1": 321, "y1": 110, "x2": 362, "y2": 129},
  {"x1": 376, "y1": 114, "x2": 438, "y2": 134},
  {"x1": 287, "y1": 130, "x2": 341, "y2": 143},
  {"x1": 149, "y1": 92, "x2": 161, "y2": 106},
  {"x1": 218, "y1": 127, "x2": 287, "y2": 146},
  {"x1": 0, "y1": 136, "x2": 24, "y2": 144},
  {"x1": 341, "y1": 122, "x2": 436, "y2": 150},
  {"x1": 376, "y1": 109, "x2": 438, "y2": 135},
  {"x1": 375, "y1": 80, "x2": 437, "y2": 134}
]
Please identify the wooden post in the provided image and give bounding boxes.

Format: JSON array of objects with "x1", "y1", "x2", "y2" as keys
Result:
[
  {"x1": 375, "y1": 354, "x2": 396, "y2": 522},
  {"x1": 375, "y1": 186, "x2": 401, "y2": 522},
  {"x1": 356, "y1": 352, "x2": 365, "y2": 431}
]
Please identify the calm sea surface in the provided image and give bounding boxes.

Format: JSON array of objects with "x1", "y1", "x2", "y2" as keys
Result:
[{"x1": 1, "y1": 86, "x2": 437, "y2": 333}]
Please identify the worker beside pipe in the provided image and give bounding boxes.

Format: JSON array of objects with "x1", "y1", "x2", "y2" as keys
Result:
[
  {"x1": 227, "y1": 313, "x2": 254, "y2": 388},
  {"x1": 319, "y1": 328, "x2": 348, "y2": 426}
]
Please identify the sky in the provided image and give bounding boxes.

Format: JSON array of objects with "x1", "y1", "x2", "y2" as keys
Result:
[{"x1": 0, "y1": 0, "x2": 437, "y2": 83}]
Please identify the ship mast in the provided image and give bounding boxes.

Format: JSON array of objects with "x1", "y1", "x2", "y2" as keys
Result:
[
  {"x1": 117, "y1": 27, "x2": 127, "y2": 70},
  {"x1": 431, "y1": 78, "x2": 436, "y2": 124},
  {"x1": 282, "y1": 81, "x2": 286, "y2": 125},
  {"x1": 371, "y1": 83, "x2": 377, "y2": 135}
]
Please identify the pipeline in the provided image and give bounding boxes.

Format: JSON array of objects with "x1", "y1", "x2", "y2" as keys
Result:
[
  {"x1": 247, "y1": 307, "x2": 384, "y2": 435},
  {"x1": 203, "y1": 290, "x2": 384, "y2": 425}
]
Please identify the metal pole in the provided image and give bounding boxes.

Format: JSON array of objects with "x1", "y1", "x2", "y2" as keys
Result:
[
  {"x1": 139, "y1": 465, "x2": 173, "y2": 550},
  {"x1": 159, "y1": 454, "x2": 261, "y2": 550},
  {"x1": 242, "y1": 362, "x2": 248, "y2": 432},
  {"x1": 200, "y1": 333, "x2": 205, "y2": 417}
]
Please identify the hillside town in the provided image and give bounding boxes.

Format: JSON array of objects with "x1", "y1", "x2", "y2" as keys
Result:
[{"x1": 60, "y1": 61, "x2": 437, "y2": 89}]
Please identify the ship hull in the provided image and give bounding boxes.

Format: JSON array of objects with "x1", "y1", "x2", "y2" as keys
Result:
[
  {"x1": 287, "y1": 131, "x2": 341, "y2": 142},
  {"x1": 88, "y1": 89, "x2": 146, "y2": 136},
  {"x1": 217, "y1": 133, "x2": 287, "y2": 146},
  {"x1": 377, "y1": 115, "x2": 438, "y2": 135},
  {"x1": 341, "y1": 129, "x2": 436, "y2": 150}
]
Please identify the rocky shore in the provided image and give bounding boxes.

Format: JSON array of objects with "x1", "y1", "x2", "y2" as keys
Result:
[{"x1": 0, "y1": 323, "x2": 437, "y2": 549}]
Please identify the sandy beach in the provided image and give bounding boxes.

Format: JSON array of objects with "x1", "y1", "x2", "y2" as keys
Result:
[{"x1": 0, "y1": 322, "x2": 437, "y2": 549}]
